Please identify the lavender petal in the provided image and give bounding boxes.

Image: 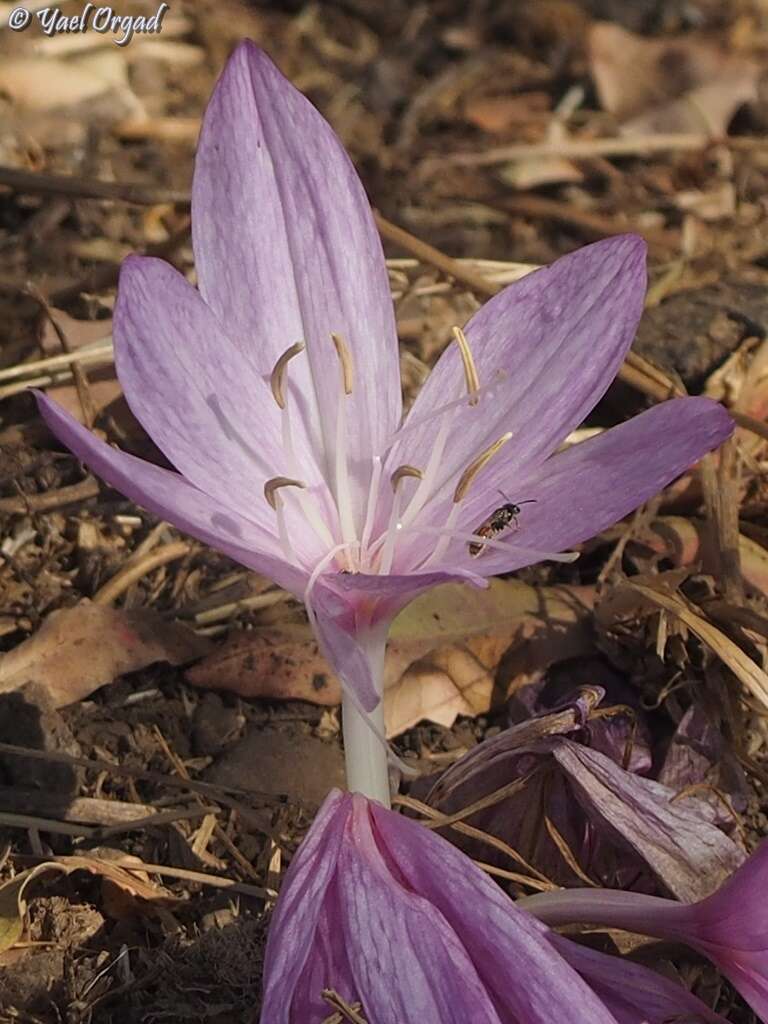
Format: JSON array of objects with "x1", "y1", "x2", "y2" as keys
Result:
[
  {"x1": 393, "y1": 235, "x2": 646, "y2": 489},
  {"x1": 36, "y1": 392, "x2": 306, "y2": 595},
  {"x1": 193, "y1": 41, "x2": 401, "y2": 501}
]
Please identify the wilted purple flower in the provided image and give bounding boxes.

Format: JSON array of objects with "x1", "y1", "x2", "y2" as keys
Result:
[
  {"x1": 36, "y1": 41, "x2": 733, "y2": 730},
  {"x1": 520, "y1": 840, "x2": 768, "y2": 1020},
  {"x1": 425, "y1": 700, "x2": 744, "y2": 899},
  {"x1": 260, "y1": 788, "x2": 728, "y2": 1023},
  {"x1": 550, "y1": 933, "x2": 728, "y2": 1024}
]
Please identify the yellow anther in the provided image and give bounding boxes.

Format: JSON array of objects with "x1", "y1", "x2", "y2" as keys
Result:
[
  {"x1": 264, "y1": 476, "x2": 306, "y2": 510},
  {"x1": 390, "y1": 465, "x2": 424, "y2": 491},
  {"x1": 453, "y1": 433, "x2": 513, "y2": 503},
  {"x1": 331, "y1": 333, "x2": 354, "y2": 395},
  {"x1": 270, "y1": 342, "x2": 306, "y2": 410},
  {"x1": 452, "y1": 326, "x2": 480, "y2": 406}
]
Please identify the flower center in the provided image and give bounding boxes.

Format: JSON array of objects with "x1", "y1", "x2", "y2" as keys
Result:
[{"x1": 262, "y1": 328, "x2": 538, "y2": 578}]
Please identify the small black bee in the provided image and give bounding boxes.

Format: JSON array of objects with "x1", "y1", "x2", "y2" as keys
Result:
[{"x1": 469, "y1": 494, "x2": 536, "y2": 557}]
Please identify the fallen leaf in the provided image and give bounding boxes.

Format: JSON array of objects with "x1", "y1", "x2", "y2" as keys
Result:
[
  {"x1": 0, "y1": 854, "x2": 175, "y2": 951},
  {"x1": 641, "y1": 516, "x2": 768, "y2": 598},
  {"x1": 0, "y1": 602, "x2": 211, "y2": 708},
  {"x1": 0, "y1": 52, "x2": 143, "y2": 119},
  {"x1": 187, "y1": 580, "x2": 595, "y2": 737},
  {"x1": 39, "y1": 311, "x2": 111, "y2": 356},
  {"x1": 0, "y1": 863, "x2": 63, "y2": 954},
  {"x1": 186, "y1": 623, "x2": 338, "y2": 705},
  {"x1": 588, "y1": 22, "x2": 759, "y2": 136},
  {"x1": 463, "y1": 92, "x2": 550, "y2": 134},
  {"x1": 46, "y1": 373, "x2": 123, "y2": 426}
]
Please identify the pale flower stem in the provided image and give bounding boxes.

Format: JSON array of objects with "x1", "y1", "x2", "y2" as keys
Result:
[
  {"x1": 342, "y1": 695, "x2": 391, "y2": 808},
  {"x1": 341, "y1": 623, "x2": 391, "y2": 807}
]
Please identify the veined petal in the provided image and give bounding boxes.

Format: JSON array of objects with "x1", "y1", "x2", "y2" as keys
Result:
[
  {"x1": 521, "y1": 842, "x2": 768, "y2": 1022},
  {"x1": 370, "y1": 800, "x2": 621, "y2": 1023},
  {"x1": 338, "y1": 798, "x2": 505, "y2": 1023},
  {"x1": 193, "y1": 40, "x2": 401, "y2": 499},
  {"x1": 452, "y1": 397, "x2": 733, "y2": 577},
  {"x1": 552, "y1": 934, "x2": 728, "y2": 1024},
  {"x1": 114, "y1": 255, "x2": 324, "y2": 531},
  {"x1": 35, "y1": 392, "x2": 308, "y2": 596},
  {"x1": 391, "y1": 235, "x2": 646, "y2": 495},
  {"x1": 260, "y1": 791, "x2": 349, "y2": 1022}
]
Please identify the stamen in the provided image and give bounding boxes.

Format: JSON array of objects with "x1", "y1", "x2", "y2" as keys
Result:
[
  {"x1": 331, "y1": 333, "x2": 354, "y2": 395},
  {"x1": 383, "y1": 369, "x2": 509, "y2": 451},
  {"x1": 271, "y1": 348, "x2": 337, "y2": 553},
  {"x1": 359, "y1": 456, "x2": 383, "y2": 570},
  {"x1": 421, "y1": 501, "x2": 462, "y2": 568},
  {"x1": 397, "y1": 386, "x2": 459, "y2": 531},
  {"x1": 263, "y1": 476, "x2": 306, "y2": 509},
  {"x1": 376, "y1": 463, "x2": 424, "y2": 574},
  {"x1": 270, "y1": 341, "x2": 305, "y2": 409},
  {"x1": 453, "y1": 432, "x2": 513, "y2": 503},
  {"x1": 263, "y1": 477, "x2": 306, "y2": 565},
  {"x1": 334, "y1": 367, "x2": 358, "y2": 554},
  {"x1": 452, "y1": 325, "x2": 480, "y2": 405},
  {"x1": 390, "y1": 465, "x2": 423, "y2": 489},
  {"x1": 403, "y1": 524, "x2": 580, "y2": 563}
]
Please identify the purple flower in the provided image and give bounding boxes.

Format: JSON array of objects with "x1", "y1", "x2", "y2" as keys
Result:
[
  {"x1": 36, "y1": 41, "x2": 733, "y2": 720},
  {"x1": 521, "y1": 840, "x2": 768, "y2": 1020},
  {"x1": 551, "y1": 934, "x2": 728, "y2": 1024},
  {"x1": 260, "y1": 788, "x2": 728, "y2": 1023},
  {"x1": 426, "y1": 727, "x2": 744, "y2": 900}
]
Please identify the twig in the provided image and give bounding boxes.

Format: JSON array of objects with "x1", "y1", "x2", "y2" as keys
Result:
[
  {"x1": 0, "y1": 740, "x2": 280, "y2": 803},
  {"x1": 0, "y1": 811, "x2": 96, "y2": 837},
  {"x1": 700, "y1": 437, "x2": 744, "y2": 604},
  {"x1": 392, "y1": 794, "x2": 556, "y2": 892},
  {"x1": 0, "y1": 166, "x2": 190, "y2": 206},
  {"x1": 0, "y1": 805, "x2": 215, "y2": 839},
  {"x1": 0, "y1": 477, "x2": 99, "y2": 514},
  {"x1": 322, "y1": 991, "x2": 367, "y2": 1024},
  {"x1": 26, "y1": 282, "x2": 97, "y2": 428},
  {"x1": 374, "y1": 211, "x2": 498, "y2": 298},
  {"x1": 0, "y1": 339, "x2": 113, "y2": 384},
  {"x1": 20, "y1": 852, "x2": 273, "y2": 900},
  {"x1": 496, "y1": 195, "x2": 676, "y2": 252},
  {"x1": 93, "y1": 541, "x2": 191, "y2": 605},
  {"x1": 438, "y1": 133, "x2": 767, "y2": 169},
  {"x1": 93, "y1": 805, "x2": 217, "y2": 840},
  {"x1": 191, "y1": 589, "x2": 291, "y2": 626}
]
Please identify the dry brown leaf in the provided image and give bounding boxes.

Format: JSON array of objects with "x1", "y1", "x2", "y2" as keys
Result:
[
  {"x1": 0, "y1": 52, "x2": 143, "y2": 118},
  {"x1": 187, "y1": 580, "x2": 595, "y2": 737},
  {"x1": 0, "y1": 855, "x2": 174, "y2": 952},
  {"x1": 588, "y1": 22, "x2": 758, "y2": 136},
  {"x1": 641, "y1": 517, "x2": 768, "y2": 599},
  {"x1": 628, "y1": 580, "x2": 768, "y2": 712},
  {"x1": 185, "y1": 623, "x2": 340, "y2": 705},
  {"x1": 463, "y1": 92, "x2": 550, "y2": 134},
  {"x1": 0, "y1": 602, "x2": 211, "y2": 708},
  {"x1": 0, "y1": 863, "x2": 64, "y2": 954}
]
